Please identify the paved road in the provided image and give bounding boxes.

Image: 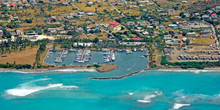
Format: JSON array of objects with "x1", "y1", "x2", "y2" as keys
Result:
[
  {"x1": 107, "y1": 2, "x2": 125, "y2": 17},
  {"x1": 204, "y1": 21, "x2": 219, "y2": 48},
  {"x1": 210, "y1": 24, "x2": 219, "y2": 48}
]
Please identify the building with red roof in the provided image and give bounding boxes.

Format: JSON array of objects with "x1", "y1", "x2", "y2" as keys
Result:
[
  {"x1": 9, "y1": 3, "x2": 15, "y2": 7},
  {"x1": 108, "y1": 22, "x2": 121, "y2": 31},
  {"x1": 131, "y1": 38, "x2": 143, "y2": 41},
  {"x1": 211, "y1": 14, "x2": 217, "y2": 19},
  {"x1": 57, "y1": 1, "x2": 64, "y2": 3},
  {"x1": 15, "y1": 20, "x2": 21, "y2": 23}
]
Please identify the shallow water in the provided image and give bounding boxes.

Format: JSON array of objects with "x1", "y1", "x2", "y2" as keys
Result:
[
  {"x1": 1, "y1": 51, "x2": 220, "y2": 110},
  {"x1": 1, "y1": 70, "x2": 220, "y2": 110}
]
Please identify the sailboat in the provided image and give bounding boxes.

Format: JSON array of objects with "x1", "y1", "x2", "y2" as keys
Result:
[{"x1": 112, "y1": 53, "x2": 115, "y2": 61}]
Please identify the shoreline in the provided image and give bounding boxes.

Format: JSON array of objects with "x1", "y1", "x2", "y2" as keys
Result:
[
  {"x1": 0, "y1": 68, "x2": 97, "y2": 73},
  {"x1": 1, "y1": 66, "x2": 220, "y2": 73},
  {"x1": 0, "y1": 64, "x2": 119, "y2": 73},
  {"x1": 89, "y1": 66, "x2": 220, "y2": 80},
  {"x1": 1, "y1": 67, "x2": 220, "y2": 80}
]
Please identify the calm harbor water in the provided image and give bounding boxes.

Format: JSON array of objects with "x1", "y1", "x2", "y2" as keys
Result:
[{"x1": 1, "y1": 51, "x2": 220, "y2": 110}]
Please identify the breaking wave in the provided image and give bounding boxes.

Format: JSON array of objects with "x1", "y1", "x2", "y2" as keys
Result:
[
  {"x1": 171, "y1": 103, "x2": 190, "y2": 110},
  {"x1": 128, "y1": 92, "x2": 134, "y2": 95},
  {"x1": 5, "y1": 78, "x2": 78, "y2": 97},
  {"x1": 0, "y1": 68, "x2": 97, "y2": 74},
  {"x1": 137, "y1": 91, "x2": 162, "y2": 103},
  {"x1": 52, "y1": 68, "x2": 96, "y2": 72},
  {"x1": 0, "y1": 69, "x2": 42, "y2": 74},
  {"x1": 158, "y1": 69, "x2": 219, "y2": 74},
  {"x1": 170, "y1": 90, "x2": 220, "y2": 109}
]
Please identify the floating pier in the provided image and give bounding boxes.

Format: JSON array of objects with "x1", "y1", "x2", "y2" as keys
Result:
[
  {"x1": 73, "y1": 49, "x2": 91, "y2": 63},
  {"x1": 55, "y1": 50, "x2": 69, "y2": 63},
  {"x1": 103, "y1": 49, "x2": 115, "y2": 62}
]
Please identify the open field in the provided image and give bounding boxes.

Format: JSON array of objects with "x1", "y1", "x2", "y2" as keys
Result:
[
  {"x1": 45, "y1": 6, "x2": 77, "y2": 16},
  {"x1": 0, "y1": 46, "x2": 38, "y2": 65},
  {"x1": 76, "y1": 2, "x2": 114, "y2": 12},
  {"x1": 190, "y1": 37, "x2": 215, "y2": 45},
  {"x1": 87, "y1": 31, "x2": 108, "y2": 40},
  {"x1": 154, "y1": 0, "x2": 170, "y2": 4}
]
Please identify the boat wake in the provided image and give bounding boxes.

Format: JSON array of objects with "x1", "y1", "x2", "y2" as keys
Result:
[
  {"x1": 137, "y1": 91, "x2": 163, "y2": 103},
  {"x1": 4, "y1": 78, "x2": 78, "y2": 97}
]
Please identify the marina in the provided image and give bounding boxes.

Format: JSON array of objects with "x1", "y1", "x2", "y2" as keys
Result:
[
  {"x1": 44, "y1": 50, "x2": 147, "y2": 77},
  {"x1": 102, "y1": 49, "x2": 115, "y2": 62},
  {"x1": 126, "y1": 49, "x2": 132, "y2": 54},
  {"x1": 73, "y1": 49, "x2": 91, "y2": 63},
  {"x1": 54, "y1": 50, "x2": 69, "y2": 63}
]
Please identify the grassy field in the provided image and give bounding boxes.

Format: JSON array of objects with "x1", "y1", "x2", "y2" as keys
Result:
[
  {"x1": 154, "y1": 0, "x2": 170, "y2": 3},
  {"x1": 0, "y1": 46, "x2": 39, "y2": 65},
  {"x1": 190, "y1": 37, "x2": 215, "y2": 45},
  {"x1": 45, "y1": 6, "x2": 77, "y2": 16},
  {"x1": 123, "y1": 8, "x2": 140, "y2": 16},
  {"x1": 97, "y1": 64, "x2": 118, "y2": 72}
]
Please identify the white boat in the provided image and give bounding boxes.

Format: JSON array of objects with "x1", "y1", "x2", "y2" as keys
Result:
[
  {"x1": 112, "y1": 54, "x2": 115, "y2": 61},
  {"x1": 134, "y1": 48, "x2": 137, "y2": 52},
  {"x1": 78, "y1": 60, "x2": 85, "y2": 63},
  {"x1": 55, "y1": 58, "x2": 62, "y2": 63},
  {"x1": 104, "y1": 58, "x2": 110, "y2": 62},
  {"x1": 126, "y1": 49, "x2": 132, "y2": 54},
  {"x1": 69, "y1": 49, "x2": 76, "y2": 52}
]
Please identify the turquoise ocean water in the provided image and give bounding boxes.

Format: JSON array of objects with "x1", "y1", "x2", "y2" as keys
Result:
[{"x1": 1, "y1": 51, "x2": 220, "y2": 110}]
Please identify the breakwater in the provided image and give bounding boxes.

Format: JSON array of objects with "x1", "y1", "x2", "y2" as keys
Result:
[{"x1": 90, "y1": 69, "x2": 145, "y2": 80}]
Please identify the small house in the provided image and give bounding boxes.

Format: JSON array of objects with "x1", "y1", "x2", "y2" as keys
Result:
[
  {"x1": 167, "y1": 9, "x2": 175, "y2": 13},
  {"x1": 202, "y1": 15, "x2": 209, "y2": 19},
  {"x1": 127, "y1": 21, "x2": 135, "y2": 25},
  {"x1": 0, "y1": 30, "x2": 4, "y2": 36},
  {"x1": 108, "y1": 22, "x2": 121, "y2": 31},
  {"x1": 186, "y1": 32, "x2": 196, "y2": 36},
  {"x1": 211, "y1": 14, "x2": 217, "y2": 19},
  {"x1": 168, "y1": 24, "x2": 178, "y2": 29}
]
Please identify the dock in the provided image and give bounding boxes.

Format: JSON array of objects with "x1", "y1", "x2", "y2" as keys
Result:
[
  {"x1": 55, "y1": 50, "x2": 68, "y2": 63},
  {"x1": 73, "y1": 49, "x2": 91, "y2": 62},
  {"x1": 103, "y1": 49, "x2": 115, "y2": 62}
]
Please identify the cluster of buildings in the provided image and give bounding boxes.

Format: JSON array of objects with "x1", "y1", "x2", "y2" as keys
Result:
[{"x1": 192, "y1": 6, "x2": 220, "y2": 20}]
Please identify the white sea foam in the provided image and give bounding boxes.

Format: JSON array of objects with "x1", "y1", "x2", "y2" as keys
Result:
[
  {"x1": 128, "y1": 92, "x2": 134, "y2": 95},
  {"x1": 52, "y1": 68, "x2": 96, "y2": 72},
  {"x1": 0, "y1": 70, "x2": 42, "y2": 74},
  {"x1": 171, "y1": 89, "x2": 220, "y2": 108},
  {"x1": 172, "y1": 103, "x2": 190, "y2": 110},
  {"x1": 158, "y1": 69, "x2": 218, "y2": 74},
  {"x1": 0, "y1": 68, "x2": 97, "y2": 74},
  {"x1": 6, "y1": 83, "x2": 78, "y2": 97},
  {"x1": 137, "y1": 91, "x2": 162, "y2": 103},
  {"x1": 6, "y1": 83, "x2": 61, "y2": 97},
  {"x1": 5, "y1": 78, "x2": 78, "y2": 97},
  {"x1": 137, "y1": 94, "x2": 157, "y2": 103},
  {"x1": 137, "y1": 99, "x2": 151, "y2": 103}
]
